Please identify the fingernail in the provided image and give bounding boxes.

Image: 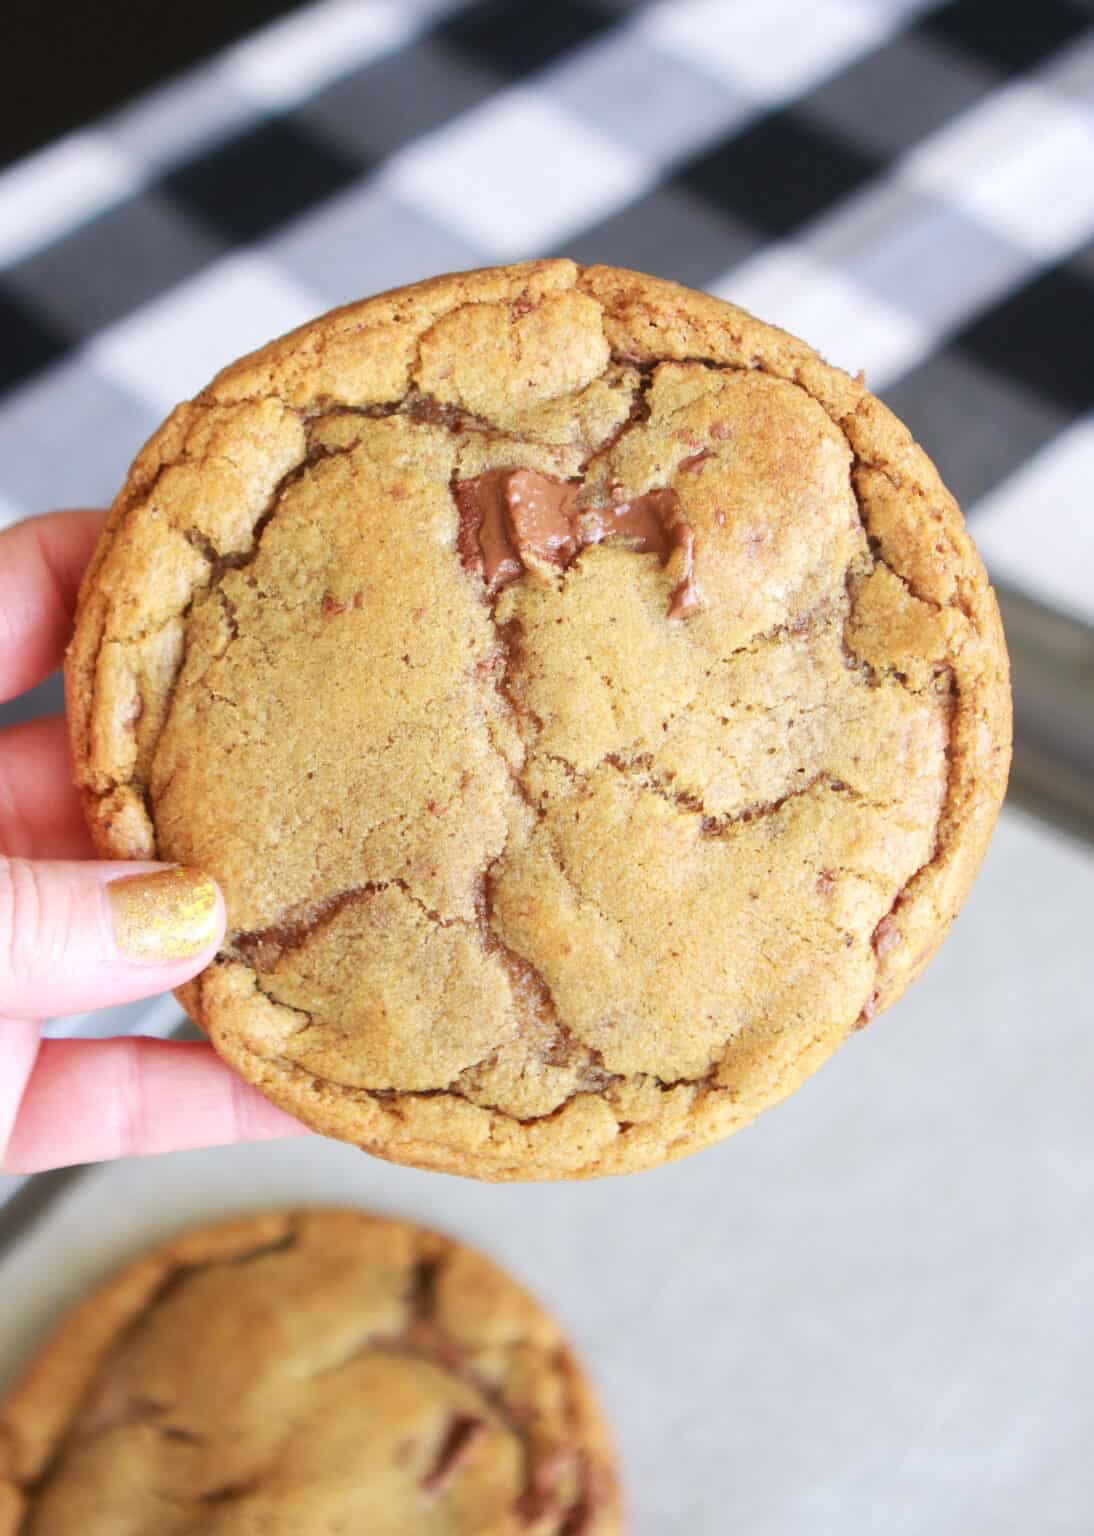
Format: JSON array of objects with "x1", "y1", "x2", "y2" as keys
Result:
[{"x1": 109, "y1": 867, "x2": 219, "y2": 963}]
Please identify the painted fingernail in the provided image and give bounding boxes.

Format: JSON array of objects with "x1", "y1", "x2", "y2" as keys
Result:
[{"x1": 109, "y1": 867, "x2": 219, "y2": 962}]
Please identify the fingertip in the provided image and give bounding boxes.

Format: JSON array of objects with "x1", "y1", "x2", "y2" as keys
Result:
[
  {"x1": 107, "y1": 865, "x2": 225, "y2": 968},
  {"x1": 1, "y1": 859, "x2": 228, "y2": 1020}
]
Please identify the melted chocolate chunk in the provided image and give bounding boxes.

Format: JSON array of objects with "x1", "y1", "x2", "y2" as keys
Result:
[
  {"x1": 667, "y1": 523, "x2": 701, "y2": 620},
  {"x1": 454, "y1": 470, "x2": 522, "y2": 595},
  {"x1": 455, "y1": 469, "x2": 702, "y2": 619},
  {"x1": 576, "y1": 488, "x2": 678, "y2": 561},
  {"x1": 506, "y1": 469, "x2": 580, "y2": 568}
]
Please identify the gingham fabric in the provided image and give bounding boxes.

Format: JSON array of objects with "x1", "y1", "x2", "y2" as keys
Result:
[{"x1": 2, "y1": 0, "x2": 1094, "y2": 626}]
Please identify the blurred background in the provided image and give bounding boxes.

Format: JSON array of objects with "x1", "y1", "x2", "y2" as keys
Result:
[{"x1": 1, "y1": 2, "x2": 1092, "y2": 1532}]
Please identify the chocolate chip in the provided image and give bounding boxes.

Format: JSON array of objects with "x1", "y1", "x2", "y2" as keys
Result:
[{"x1": 454, "y1": 468, "x2": 703, "y2": 619}]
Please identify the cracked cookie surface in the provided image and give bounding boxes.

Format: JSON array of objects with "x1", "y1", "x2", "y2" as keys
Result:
[
  {"x1": 0, "y1": 1209, "x2": 620, "y2": 1535},
  {"x1": 66, "y1": 261, "x2": 1011, "y2": 1178}
]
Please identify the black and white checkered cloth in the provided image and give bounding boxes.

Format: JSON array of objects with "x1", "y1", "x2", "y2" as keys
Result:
[{"x1": 2, "y1": 0, "x2": 1092, "y2": 611}]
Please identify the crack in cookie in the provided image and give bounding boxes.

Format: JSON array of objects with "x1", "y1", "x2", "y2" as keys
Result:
[{"x1": 0, "y1": 1211, "x2": 619, "y2": 1533}]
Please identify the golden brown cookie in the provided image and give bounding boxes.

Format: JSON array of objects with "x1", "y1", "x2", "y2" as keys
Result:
[
  {"x1": 0, "y1": 1209, "x2": 620, "y2": 1535},
  {"x1": 67, "y1": 261, "x2": 1011, "y2": 1179}
]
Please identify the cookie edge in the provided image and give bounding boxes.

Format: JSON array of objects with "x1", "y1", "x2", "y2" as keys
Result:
[
  {"x1": 65, "y1": 259, "x2": 1013, "y2": 1180},
  {"x1": 0, "y1": 1205, "x2": 622, "y2": 1534}
]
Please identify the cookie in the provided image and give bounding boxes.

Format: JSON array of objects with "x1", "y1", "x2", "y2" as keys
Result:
[
  {"x1": 67, "y1": 260, "x2": 1011, "y2": 1179},
  {"x1": 0, "y1": 1209, "x2": 621, "y2": 1535}
]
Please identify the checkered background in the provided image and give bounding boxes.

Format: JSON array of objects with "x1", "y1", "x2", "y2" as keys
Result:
[
  {"x1": 3, "y1": 0, "x2": 1092, "y2": 1045},
  {"x1": 3, "y1": 0, "x2": 1094, "y2": 620},
  {"x1": 4, "y1": 11, "x2": 1094, "y2": 1517}
]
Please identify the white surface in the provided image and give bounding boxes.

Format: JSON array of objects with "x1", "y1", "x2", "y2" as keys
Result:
[{"x1": 2, "y1": 807, "x2": 1093, "y2": 1535}]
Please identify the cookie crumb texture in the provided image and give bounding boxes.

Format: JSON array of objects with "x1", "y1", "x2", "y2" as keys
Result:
[
  {"x1": 0, "y1": 1210, "x2": 620, "y2": 1535},
  {"x1": 67, "y1": 261, "x2": 1011, "y2": 1179}
]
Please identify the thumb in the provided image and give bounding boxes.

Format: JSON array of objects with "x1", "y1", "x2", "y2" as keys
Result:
[{"x1": 0, "y1": 859, "x2": 225, "y2": 1020}]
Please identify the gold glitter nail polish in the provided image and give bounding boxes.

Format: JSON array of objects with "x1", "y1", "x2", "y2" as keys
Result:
[{"x1": 109, "y1": 867, "x2": 219, "y2": 963}]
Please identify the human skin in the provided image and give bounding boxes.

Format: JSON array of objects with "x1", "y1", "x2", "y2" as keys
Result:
[{"x1": 0, "y1": 510, "x2": 307, "y2": 1173}]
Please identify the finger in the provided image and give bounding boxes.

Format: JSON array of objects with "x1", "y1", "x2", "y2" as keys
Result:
[
  {"x1": 0, "y1": 859, "x2": 225, "y2": 1019},
  {"x1": 0, "y1": 509, "x2": 105, "y2": 702},
  {"x1": 0, "y1": 716, "x2": 94, "y2": 859},
  {"x1": 0, "y1": 1019, "x2": 39, "y2": 1165},
  {"x1": 1, "y1": 1037, "x2": 308, "y2": 1173}
]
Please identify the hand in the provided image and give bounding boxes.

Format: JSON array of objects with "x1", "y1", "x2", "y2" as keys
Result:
[{"x1": 0, "y1": 511, "x2": 307, "y2": 1174}]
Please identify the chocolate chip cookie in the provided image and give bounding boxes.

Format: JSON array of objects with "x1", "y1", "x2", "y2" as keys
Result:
[
  {"x1": 0, "y1": 1209, "x2": 620, "y2": 1535},
  {"x1": 67, "y1": 261, "x2": 1011, "y2": 1178}
]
